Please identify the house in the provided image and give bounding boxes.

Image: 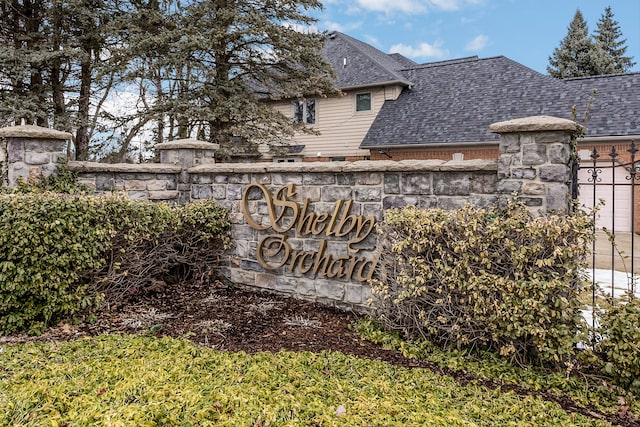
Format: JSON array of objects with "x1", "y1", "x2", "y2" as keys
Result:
[
  {"x1": 267, "y1": 31, "x2": 639, "y2": 164},
  {"x1": 266, "y1": 31, "x2": 640, "y2": 231},
  {"x1": 267, "y1": 31, "x2": 415, "y2": 162}
]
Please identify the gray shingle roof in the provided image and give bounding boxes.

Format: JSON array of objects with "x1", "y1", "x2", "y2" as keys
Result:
[
  {"x1": 359, "y1": 55, "x2": 640, "y2": 148},
  {"x1": 564, "y1": 73, "x2": 640, "y2": 138},
  {"x1": 324, "y1": 32, "x2": 413, "y2": 89}
]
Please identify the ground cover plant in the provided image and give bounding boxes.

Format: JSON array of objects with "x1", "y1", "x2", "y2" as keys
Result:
[
  {"x1": 0, "y1": 334, "x2": 616, "y2": 426},
  {"x1": 355, "y1": 319, "x2": 640, "y2": 421},
  {"x1": 1, "y1": 282, "x2": 637, "y2": 426}
]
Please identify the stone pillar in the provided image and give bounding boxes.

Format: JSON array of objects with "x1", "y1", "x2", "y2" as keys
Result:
[
  {"x1": 0, "y1": 125, "x2": 71, "y2": 187},
  {"x1": 490, "y1": 115, "x2": 581, "y2": 214},
  {"x1": 157, "y1": 139, "x2": 219, "y2": 168},
  {"x1": 157, "y1": 139, "x2": 219, "y2": 203}
]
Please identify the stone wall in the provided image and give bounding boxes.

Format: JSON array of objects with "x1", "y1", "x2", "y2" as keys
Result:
[
  {"x1": 0, "y1": 115, "x2": 581, "y2": 309},
  {"x1": 187, "y1": 159, "x2": 499, "y2": 308}
]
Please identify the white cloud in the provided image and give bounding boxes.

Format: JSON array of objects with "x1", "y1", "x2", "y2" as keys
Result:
[
  {"x1": 428, "y1": 0, "x2": 462, "y2": 11},
  {"x1": 323, "y1": 20, "x2": 362, "y2": 33},
  {"x1": 363, "y1": 34, "x2": 381, "y2": 47},
  {"x1": 356, "y1": 0, "x2": 426, "y2": 13},
  {"x1": 465, "y1": 34, "x2": 488, "y2": 51},
  {"x1": 354, "y1": 0, "x2": 482, "y2": 14},
  {"x1": 389, "y1": 41, "x2": 449, "y2": 59}
]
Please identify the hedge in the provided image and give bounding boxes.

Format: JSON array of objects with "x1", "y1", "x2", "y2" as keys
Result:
[{"x1": 0, "y1": 193, "x2": 230, "y2": 335}]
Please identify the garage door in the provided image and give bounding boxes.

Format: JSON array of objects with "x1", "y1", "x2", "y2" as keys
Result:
[{"x1": 578, "y1": 161, "x2": 633, "y2": 232}]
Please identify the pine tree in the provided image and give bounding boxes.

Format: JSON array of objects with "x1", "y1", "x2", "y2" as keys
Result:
[
  {"x1": 594, "y1": 6, "x2": 635, "y2": 74},
  {"x1": 0, "y1": 0, "x2": 125, "y2": 160},
  {"x1": 2, "y1": 0, "x2": 335, "y2": 161},
  {"x1": 547, "y1": 10, "x2": 605, "y2": 78},
  {"x1": 179, "y1": 0, "x2": 336, "y2": 158}
]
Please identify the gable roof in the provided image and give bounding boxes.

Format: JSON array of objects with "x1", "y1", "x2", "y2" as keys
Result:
[
  {"x1": 357, "y1": 53, "x2": 640, "y2": 149},
  {"x1": 324, "y1": 32, "x2": 413, "y2": 90}
]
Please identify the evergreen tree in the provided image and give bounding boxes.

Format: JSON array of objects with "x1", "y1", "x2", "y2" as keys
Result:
[
  {"x1": 1, "y1": 0, "x2": 335, "y2": 161},
  {"x1": 121, "y1": 0, "x2": 337, "y2": 160},
  {"x1": 0, "y1": 0, "x2": 50, "y2": 126},
  {"x1": 0, "y1": 0, "x2": 124, "y2": 160},
  {"x1": 594, "y1": 6, "x2": 635, "y2": 74},
  {"x1": 547, "y1": 9, "x2": 605, "y2": 78}
]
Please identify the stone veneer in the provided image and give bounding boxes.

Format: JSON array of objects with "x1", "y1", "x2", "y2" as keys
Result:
[
  {"x1": 188, "y1": 159, "x2": 499, "y2": 308},
  {"x1": 0, "y1": 125, "x2": 71, "y2": 186},
  {"x1": 0, "y1": 115, "x2": 581, "y2": 309}
]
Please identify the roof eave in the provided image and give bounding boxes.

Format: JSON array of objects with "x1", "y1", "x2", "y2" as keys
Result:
[
  {"x1": 360, "y1": 140, "x2": 499, "y2": 150},
  {"x1": 579, "y1": 134, "x2": 640, "y2": 143},
  {"x1": 337, "y1": 79, "x2": 413, "y2": 92}
]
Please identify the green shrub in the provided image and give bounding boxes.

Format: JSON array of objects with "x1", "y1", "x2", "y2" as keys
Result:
[
  {"x1": 0, "y1": 193, "x2": 230, "y2": 335},
  {"x1": 596, "y1": 296, "x2": 640, "y2": 394},
  {"x1": 371, "y1": 201, "x2": 593, "y2": 365},
  {"x1": 0, "y1": 193, "x2": 112, "y2": 334}
]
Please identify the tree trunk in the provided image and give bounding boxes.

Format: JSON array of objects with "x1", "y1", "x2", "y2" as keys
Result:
[{"x1": 75, "y1": 54, "x2": 93, "y2": 160}]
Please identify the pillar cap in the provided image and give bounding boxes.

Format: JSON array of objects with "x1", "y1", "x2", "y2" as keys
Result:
[
  {"x1": 0, "y1": 125, "x2": 72, "y2": 140},
  {"x1": 489, "y1": 115, "x2": 582, "y2": 134},
  {"x1": 156, "y1": 139, "x2": 220, "y2": 150}
]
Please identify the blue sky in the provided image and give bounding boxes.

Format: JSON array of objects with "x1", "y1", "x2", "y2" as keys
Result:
[{"x1": 310, "y1": 0, "x2": 640, "y2": 75}]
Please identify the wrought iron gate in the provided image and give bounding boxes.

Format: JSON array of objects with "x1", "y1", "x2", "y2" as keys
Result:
[{"x1": 575, "y1": 141, "x2": 638, "y2": 300}]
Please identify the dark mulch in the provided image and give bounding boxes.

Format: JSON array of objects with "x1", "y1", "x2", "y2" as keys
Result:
[{"x1": 1, "y1": 280, "x2": 638, "y2": 426}]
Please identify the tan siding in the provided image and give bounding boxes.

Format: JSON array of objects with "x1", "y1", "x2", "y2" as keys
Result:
[{"x1": 265, "y1": 85, "x2": 405, "y2": 159}]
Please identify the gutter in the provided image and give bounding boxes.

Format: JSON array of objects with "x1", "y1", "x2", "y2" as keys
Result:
[
  {"x1": 360, "y1": 135, "x2": 640, "y2": 151},
  {"x1": 360, "y1": 140, "x2": 499, "y2": 150},
  {"x1": 579, "y1": 135, "x2": 640, "y2": 144}
]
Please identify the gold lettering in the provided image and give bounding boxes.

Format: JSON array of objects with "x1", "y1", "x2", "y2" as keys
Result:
[
  {"x1": 271, "y1": 184, "x2": 299, "y2": 233},
  {"x1": 311, "y1": 212, "x2": 330, "y2": 235},
  {"x1": 326, "y1": 199, "x2": 344, "y2": 237},
  {"x1": 327, "y1": 256, "x2": 349, "y2": 279},
  {"x1": 311, "y1": 240, "x2": 332, "y2": 276},
  {"x1": 256, "y1": 235, "x2": 290, "y2": 270},
  {"x1": 297, "y1": 252, "x2": 316, "y2": 274},
  {"x1": 296, "y1": 199, "x2": 329, "y2": 236},
  {"x1": 241, "y1": 183, "x2": 380, "y2": 283},
  {"x1": 334, "y1": 200, "x2": 357, "y2": 237},
  {"x1": 347, "y1": 215, "x2": 377, "y2": 252},
  {"x1": 356, "y1": 252, "x2": 380, "y2": 282},
  {"x1": 242, "y1": 183, "x2": 270, "y2": 230},
  {"x1": 346, "y1": 256, "x2": 361, "y2": 279},
  {"x1": 288, "y1": 250, "x2": 307, "y2": 272}
]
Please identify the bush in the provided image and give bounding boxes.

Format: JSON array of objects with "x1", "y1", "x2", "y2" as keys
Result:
[
  {"x1": 88, "y1": 198, "x2": 231, "y2": 304},
  {"x1": 0, "y1": 193, "x2": 112, "y2": 334},
  {"x1": 0, "y1": 193, "x2": 230, "y2": 335},
  {"x1": 371, "y1": 201, "x2": 593, "y2": 365},
  {"x1": 596, "y1": 296, "x2": 640, "y2": 394}
]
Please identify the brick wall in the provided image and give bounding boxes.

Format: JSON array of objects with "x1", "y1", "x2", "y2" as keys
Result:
[{"x1": 369, "y1": 146, "x2": 500, "y2": 161}]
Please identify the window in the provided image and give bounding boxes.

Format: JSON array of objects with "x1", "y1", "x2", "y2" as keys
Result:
[
  {"x1": 293, "y1": 99, "x2": 316, "y2": 124},
  {"x1": 355, "y1": 92, "x2": 372, "y2": 112},
  {"x1": 274, "y1": 158, "x2": 297, "y2": 163}
]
